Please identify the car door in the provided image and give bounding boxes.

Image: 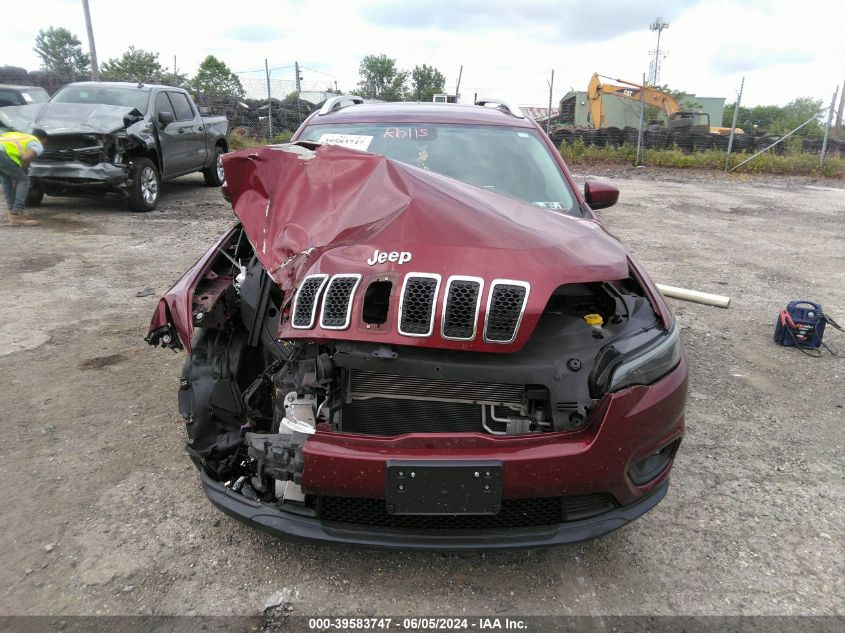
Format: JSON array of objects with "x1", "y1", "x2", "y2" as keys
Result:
[
  {"x1": 166, "y1": 91, "x2": 207, "y2": 174},
  {"x1": 153, "y1": 91, "x2": 183, "y2": 176}
]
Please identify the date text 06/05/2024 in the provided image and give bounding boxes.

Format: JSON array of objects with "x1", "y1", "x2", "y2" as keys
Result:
[{"x1": 307, "y1": 617, "x2": 529, "y2": 630}]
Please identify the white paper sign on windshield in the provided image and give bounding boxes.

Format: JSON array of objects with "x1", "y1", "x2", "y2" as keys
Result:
[{"x1": 318, "y1": 133, "x2": 373, "y2": 151}]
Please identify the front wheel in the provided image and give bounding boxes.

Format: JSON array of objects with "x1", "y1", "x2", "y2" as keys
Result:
[
  {"x1": 26, "y1": 187, "x2": 44, "y2": 207},
  {"x1": 203, "y1": 146, "x2": 225, "y2": 187},
  {"x1": 128, "y1": 158, "x2": 160, "y2": 212}
]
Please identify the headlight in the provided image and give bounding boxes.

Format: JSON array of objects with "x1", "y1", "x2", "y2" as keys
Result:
[{"x1": 609, "y1": 325, "x2": 683, "y2": 391}]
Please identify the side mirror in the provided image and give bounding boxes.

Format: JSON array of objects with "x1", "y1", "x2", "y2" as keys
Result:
[
  {"x1": 584, "y1": 180, "x2": 619, "y2": 210},
  {"x1": 158, "y1": 111, "x2": 175, "y2": 126}
]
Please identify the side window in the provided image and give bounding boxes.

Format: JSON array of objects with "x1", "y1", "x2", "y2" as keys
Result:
[
  {"x1": 155, "y1": 92, "x2": 175, "y2": 120},
  {"x1": 168, "y1": 92, "x2": 194, "y2": 121},
  {"x1": 0, "y1": 89, "x2": 20, "y2": 107}
]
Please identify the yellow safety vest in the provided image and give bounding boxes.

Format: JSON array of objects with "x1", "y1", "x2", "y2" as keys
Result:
[{"x1": 0, "y1": 131, "x2": 40, "y2": 167}]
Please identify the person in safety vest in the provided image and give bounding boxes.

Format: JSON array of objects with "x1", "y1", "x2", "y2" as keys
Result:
[{"x1": 0, "y1": 128, "x2": 47, "y2": 226}]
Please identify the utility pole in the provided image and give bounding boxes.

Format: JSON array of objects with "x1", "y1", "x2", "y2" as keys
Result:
[
  {"x1": 81, "y1": 0, "x2": 99, "y2": 81},
  {"x1": 834, "y1": 77, "x2": 845, "y2": 142},
  {"x1": 647, "y1": 18, "x2": 669, "y2": 85},
  {"x1": 546, "y1": 69, "x2": 554, "y2": 135},
  {"x1": 455, "y1": 65, "x2": 463, "y2": 102},
  {"x1": 295, "y1": 61, "x2": 302, "y2": 93},
  {"x1": 173, "y1": 55, "x2": 178, "y2": 86}
]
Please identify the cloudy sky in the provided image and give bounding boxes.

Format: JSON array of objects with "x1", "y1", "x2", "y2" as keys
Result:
[{"x1": 3, "y1": 0, "x2": 842, "y2": 108}]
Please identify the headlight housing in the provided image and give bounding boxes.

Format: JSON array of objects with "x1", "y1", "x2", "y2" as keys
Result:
[{"x1": 608, "y1": 325, "x2": 683, "y2": 391}]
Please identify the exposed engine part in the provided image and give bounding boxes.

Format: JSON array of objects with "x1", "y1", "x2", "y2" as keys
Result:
[
  {"x1": 246, "y1": 430, "x2": 307, "y2": 484},
  {"x1": 282, "y1": 392, "x2": 318, "y2": 434}
]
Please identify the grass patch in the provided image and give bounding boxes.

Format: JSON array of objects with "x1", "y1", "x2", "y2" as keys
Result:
[
  {"x1": 559, "y1": 141, "x2": 845, "y2": 177},
  {"x1": 228, "y1": 131, "x2": 293, "y2": 151}
]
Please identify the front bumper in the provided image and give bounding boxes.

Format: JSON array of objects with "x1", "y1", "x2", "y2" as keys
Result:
[
  {"x1": 198, "y1": 357, "x2": 687, "y2": 549},
  {"x1": 29, "y1": 161, "x2": 128, "y2": 191},
  {"x1": 201, "y1": 470, "x2": 670, "y2": 550}
]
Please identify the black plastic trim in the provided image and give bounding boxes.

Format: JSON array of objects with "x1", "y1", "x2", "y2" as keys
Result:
[{"x1": 200, "y1": 471, "x2": 669, "y2": 550}]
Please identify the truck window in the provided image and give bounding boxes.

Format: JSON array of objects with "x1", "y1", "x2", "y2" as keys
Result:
[
  {"x1": 168, "y1": 92, "x2": 194, "y2": 122},
  {"x1": 0, "y1": 89, "x2": 21, "y2": 106},
  {"x1": 155, "y1": 92, "x2": 175, "y2": 119}
]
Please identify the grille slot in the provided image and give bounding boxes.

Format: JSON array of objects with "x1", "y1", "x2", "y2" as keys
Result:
[
  {"x1": 318, "y1": 493, "x2": 618, "y2": 530},
  {"x1": 442, "y1": 276, "x2": 483, "y2": 340},
  {"x1": 398, "y1": 274, "x2": 441, "y2": 337},
  {"x1": 484, "y1": 280, "x2": 530, "y2": 343},
  {"x1": 291, "y1": 274, "x2": 328, "y2": 329},
  {"x1": 562, "y1": 493, "x2": 619, "y2": 521},
  {"x1": 320, "y1": 274, "x2": 361, "y2": 330}
]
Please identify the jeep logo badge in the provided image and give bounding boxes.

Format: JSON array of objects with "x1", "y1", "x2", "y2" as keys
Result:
[{"x1": 367, "y1": 249, "x2": 412, "y2": 266}]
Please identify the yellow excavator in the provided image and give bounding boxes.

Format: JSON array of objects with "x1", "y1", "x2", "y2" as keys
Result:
[{"x1": 587, "y1": 73, "x2": 741, "y2": 135}]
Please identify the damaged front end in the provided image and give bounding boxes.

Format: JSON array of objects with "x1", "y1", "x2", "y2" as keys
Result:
[
  {"x1": 1, "y1": 103, "x2": 153, "y2": 197},
  {"x1": 147, "y1": 143, "x2": 686, "y2": 548}
]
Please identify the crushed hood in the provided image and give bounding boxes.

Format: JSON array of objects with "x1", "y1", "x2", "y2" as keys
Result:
[
  {"x1": 0, "y1": 102, "x2": 142, "y2": 135},
  {"x1": 222, "y1": 143, "x2": 631, "y2": 351}
]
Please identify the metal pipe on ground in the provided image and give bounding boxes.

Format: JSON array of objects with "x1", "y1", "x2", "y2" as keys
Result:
[{"x1": 656, "y1": 284, "x2": 731, "y2": 308}]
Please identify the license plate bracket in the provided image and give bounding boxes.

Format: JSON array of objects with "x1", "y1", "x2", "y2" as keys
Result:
[{"x1": 385, "y1": 460, "x2": 503, "y2": 515}]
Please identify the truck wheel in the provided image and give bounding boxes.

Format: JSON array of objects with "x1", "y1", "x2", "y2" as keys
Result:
[
  {"x1": 203, "y1": 146, "x2": 225, "y2": 187},
  {"x1": 26, "y1": 187, "x2": 44, "y2": 207},
  {"x1": 128, "y1": 158, "x2": 160, "y2": 212}
]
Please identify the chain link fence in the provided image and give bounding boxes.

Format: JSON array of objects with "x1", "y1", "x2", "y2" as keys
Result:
[
  {"x1": 191, "y1": 77, "x2": 344, "y2": 143},
  {"x1": 538, "y1": 80, "x2": 845, "y2": 173}
]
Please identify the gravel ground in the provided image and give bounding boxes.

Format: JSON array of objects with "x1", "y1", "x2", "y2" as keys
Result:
[{"x1": 0, "y1": 169, "x2": 842, "y2": 620}]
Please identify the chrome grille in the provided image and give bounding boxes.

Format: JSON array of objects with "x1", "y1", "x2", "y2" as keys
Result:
[
  {"x1": 442, "y1": 276, "x2": 483, "y2": 340},
  {"x1": 398, "y1": 274, "x2": 440, "y2": 337},
  {"x1": 291, "y1": 274, "x2": 328, "y2": 329},
  {"x1": 320, "y1": 274, "x2": 361, "y2": 329},
  {"x1": 484, "y1": 281, "x2": 530, "y2": 343}
]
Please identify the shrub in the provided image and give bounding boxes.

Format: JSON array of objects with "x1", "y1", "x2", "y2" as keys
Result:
[{"x1": 559, "y1": 144, "x2": 845, "y2": 178}]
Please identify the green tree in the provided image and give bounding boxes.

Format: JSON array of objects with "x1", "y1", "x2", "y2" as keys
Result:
[
  {"x1": 770, "y1": 97, "x2": 824, "y2": 137},
  {"x1": 411, "y1": 64, "x2": 445, "y2": 102},
  {"x1": 190, "y1": 55, "x2": 244, "y2": 98},
  {"x1": 723, "y1": 98, "x2": 824, "y2": 137},
  {"x1": 33, "y1": 27, "x2": 90, "y2": 80},
  {"x1": 101, "y1": 46, "x2": 164, "y2": 83},
  {"x1": 354, "y1": 54, "x2": 407, "y2": 101}
]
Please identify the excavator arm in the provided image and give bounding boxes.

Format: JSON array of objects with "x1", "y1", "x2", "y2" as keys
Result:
[{"x1": 587, "y1": 73, "x2": 683, "y2": 129}]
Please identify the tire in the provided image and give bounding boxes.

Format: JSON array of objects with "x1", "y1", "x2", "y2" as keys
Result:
[
  {"x1": 203, "y1": 145, "x2": 225, "y2": 187},
  {"x1": 26, "y1": 187, "x2": 44, "y2": 207},
  {"x1": 128, "y1": 157, "x2": 160, "y2": 212}
]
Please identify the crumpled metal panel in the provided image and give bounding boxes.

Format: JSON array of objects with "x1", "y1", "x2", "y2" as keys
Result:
[
  {"x1": 0, "y1": 102, "x2": 142, "y2": 135},
  {"x1": 221, "y1": 143, "x2": 630, "y2": 352}
]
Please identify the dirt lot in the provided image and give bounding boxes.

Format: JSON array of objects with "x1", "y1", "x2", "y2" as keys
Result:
[{"x1": 0, "y1": 169, "x2": 842, "y2": 619}]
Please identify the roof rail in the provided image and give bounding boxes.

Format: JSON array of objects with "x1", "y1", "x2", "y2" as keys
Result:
[
  {"x1": 474, "y1": 98, "x2": 525, "y2": 119},
  {"x1": 318, "y1": 95, "x2": 365, "y2": 116}
]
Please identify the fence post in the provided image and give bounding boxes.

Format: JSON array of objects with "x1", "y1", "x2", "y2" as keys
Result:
[
  {"x1": 725, "y1": 77, "x2": 744, "y2": 172},
  {"x1": 636, "y1": 73, "x2": 645, "y2": 166},
  {"x1": 265, "y1": 58, "x2": 273, "y2": 141},
  {"x1": 820, "y1": 86, "x2": 838, "y2": 171}
]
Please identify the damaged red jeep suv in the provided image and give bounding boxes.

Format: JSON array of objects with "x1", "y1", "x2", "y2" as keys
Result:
[{"x1": 146, "y1": 96, "x2": 687, "y2": 549}]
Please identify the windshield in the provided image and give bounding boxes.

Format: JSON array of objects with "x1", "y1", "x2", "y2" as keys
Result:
[
  {"x1": 52, "y1": 85, "x2": 150, "y2": 114},
  {"x1": 299, "y1": 123, "x2": 577, "y2": 214}
]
